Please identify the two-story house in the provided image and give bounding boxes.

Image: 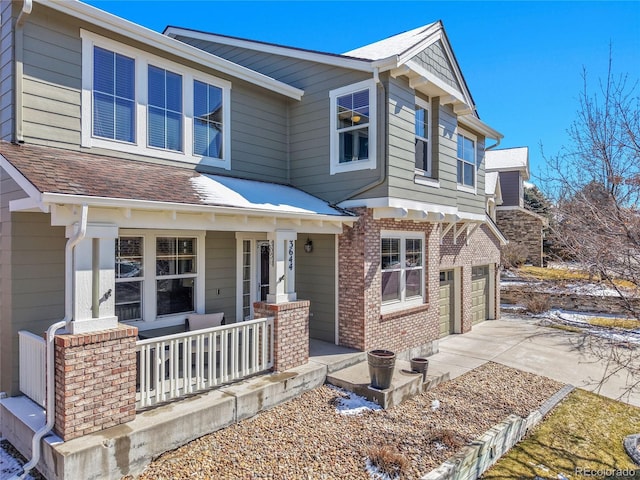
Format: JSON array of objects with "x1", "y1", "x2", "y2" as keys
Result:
[
  {"x1": 0, "y1": 1, "x2": 506, "y2": 478},
  {"x1": 486, "y1": 146, "x2": 547, "y2": 266}
]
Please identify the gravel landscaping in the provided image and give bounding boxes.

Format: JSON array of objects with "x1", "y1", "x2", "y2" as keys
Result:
[{"x1": 126, "y1": 362, "x2": 564, "y2": 480}]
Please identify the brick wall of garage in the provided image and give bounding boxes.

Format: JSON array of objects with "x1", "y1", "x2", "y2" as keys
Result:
[{"x1": 338, "y1": 209, "x2": 501, "y2": 355}]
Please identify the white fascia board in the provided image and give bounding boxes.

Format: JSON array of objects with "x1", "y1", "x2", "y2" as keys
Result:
[
  {"x1": 165, "y1": 27, "x2": 376, "y2": 73},
  {"x1": 40, "y1": 192, "x2": 356, "y2": 224},
  {"x1": 35, "y1": 0, "x2": 304, "y2": 100},
  {"x1": 338, "y1": 196, "x2": 459, "y2": 216},
  {"x1": 396, "y1": 23, "x2": 444, "y2": 66},
  {"x1": 404, "y1": 59, "x2": 468, "y2": 106},
  {"x1": 0, "y1": 154, "x2": 48, "y2": 212},
  {"x1": 458, "y1": 114, "x2": 503, "y2": 141},
  {"x1": 484, "y1": 214, "x2": 508, "y2": 245}
]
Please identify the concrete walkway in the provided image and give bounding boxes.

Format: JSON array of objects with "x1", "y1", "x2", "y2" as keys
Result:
[{"x1": 430, "y1": 314, "x2": 640, "y2": 406}]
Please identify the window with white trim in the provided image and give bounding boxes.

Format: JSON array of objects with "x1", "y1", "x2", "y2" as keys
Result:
[
  {"x1": 329, "y1": 79, "x2": 377, "y2": 174},
  {"x1": 414, "y1": 98, "x2": 432, "y2": 176},
  {"x1": 81, "y1": 30, "x2": 231, "y2": 169},
  {"x1": 115, "y1": 231, "x2": 205, "y2": 323},
  {"x1": 381, "y1": 232, "x2": 424, "y2": 311},
  {"x1": 457, "y1": 128, "x2": 476, "y2": 189}
]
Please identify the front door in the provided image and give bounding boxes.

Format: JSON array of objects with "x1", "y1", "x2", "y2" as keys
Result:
[{"x1": 258, "y1": 241, "x2": 270, "y2": 302}]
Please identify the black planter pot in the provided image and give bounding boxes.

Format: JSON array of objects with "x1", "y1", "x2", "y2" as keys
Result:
[
  {"x1": 367, "y1": 349, "x2": 396, "y2": 390},
  {"x1": 410, "y1": 357, "x2": 429, "y2": 382}
]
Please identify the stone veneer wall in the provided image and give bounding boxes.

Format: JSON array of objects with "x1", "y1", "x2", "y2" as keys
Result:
[
  {"x1": 254, "y1": 300, "x2": 310, "y2": 372},
  {"x1": 338, "y1": 208, "x2": 501, "y2": 355},
  {"x1": 54, "y1": 324, "x2": 137, "y2": 441},
  {"x1": 496, "y1": 208, "x2": 546, "y2": 267}
]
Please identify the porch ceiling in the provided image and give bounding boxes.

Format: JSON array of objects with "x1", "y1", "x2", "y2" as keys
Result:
[{"x1": 0, "y1": 142, "x2": 354, "y2": 232}]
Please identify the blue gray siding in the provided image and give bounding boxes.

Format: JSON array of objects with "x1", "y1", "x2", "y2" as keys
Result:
[
  {"x1": 17, "y1": 7, "x2": 289, "y2": 183},
  {"x1": 0, "y1": 1, "x2": 14, "y2": 141},
  {"x1": 411, "y1": 40, "x2": 462, "y2": 92}
]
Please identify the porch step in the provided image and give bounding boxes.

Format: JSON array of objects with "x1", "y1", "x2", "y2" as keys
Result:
[
  {"x1": 326, "y1": 359, "x2": 450, "y2": 409},
  {"x1": 308, "y1": 339, "x2": 366, "y2": 373}
]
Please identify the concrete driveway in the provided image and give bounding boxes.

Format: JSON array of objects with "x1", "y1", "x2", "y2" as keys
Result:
[{"x1": 430, "y1": 314, "x2": 640, "y2": 407}]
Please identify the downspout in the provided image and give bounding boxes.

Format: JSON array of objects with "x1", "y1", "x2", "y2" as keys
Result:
[
  {"x1": 15, "y1": 204, "x2": 88, "y2": 480},
  {"x1": 14, "y1": 0, "x2": 32, "y2": 143},
  {"x1": 485, "y1": 137, "x2": 501, "y2": 151},
  {"x1": 334, "y1": 67, "x2": 388, "y2": 204}
]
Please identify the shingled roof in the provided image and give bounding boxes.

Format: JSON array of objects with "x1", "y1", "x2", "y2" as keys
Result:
[{"x1": 0, "y1": 142, "x2": 348, "y2": 217}]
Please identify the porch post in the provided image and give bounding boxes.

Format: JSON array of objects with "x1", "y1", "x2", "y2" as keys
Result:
[
  {"x1": 266, "y1": 229, "x2": 297, "y2": 304},
  {"x1": 254, "y1": 300, "x2": 310, "y2": 372},
  {"x1": 67, "y1": 223, "x2": 118, "y2": 334}
]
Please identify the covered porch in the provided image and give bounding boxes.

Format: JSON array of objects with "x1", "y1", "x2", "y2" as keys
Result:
[{"x1": 0, "y1": 143, "x2": 355, "y2": 444}]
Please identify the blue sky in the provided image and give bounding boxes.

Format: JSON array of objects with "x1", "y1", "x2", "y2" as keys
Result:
[{"x1": 85, "y1": 1, "x2": 639, "y2": 184}]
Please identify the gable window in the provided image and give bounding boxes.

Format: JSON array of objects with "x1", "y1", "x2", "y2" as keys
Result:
[
  {"x1": 115, "y1": 231, "x2": 205, "y2": 324},
  {"x1": 414, "y1": 98, "x2": 431, "y2": 176},
  {"x1": 93, "y1": 47, "x2": 135, "y2": 143},
  {"x1": 457, "y1": 128, "x2": 476, "y2": 190},
  {"x1": 148, "y1": 66, "x2": 183, "y2": 152},
  {"x1": 81, "y1": 30, "x2": 231, "y2": 169},
  {"x1": 329, "y1": 79, "x2": 377, "y2": 174},
  {"x1": 381, "y1": 232, "x2": 424, "y2": 312}
]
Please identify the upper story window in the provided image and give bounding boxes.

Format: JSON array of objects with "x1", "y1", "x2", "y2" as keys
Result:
[
  {"x1": 414, "y1": 98, "x2": 432, "y2": 177},
  {"x1": 381, "y1": 231, "x2": 425, "y2": 313},
  {"x1": 329, "y1": 79, "x2": 377, "y2": 175},
  {"x1": 81, "y1": 30, "x2": 231, "y2": 169},
  {"x1": 148, "y1": 66, "x2": 183, "y2": 152},
  {"x1": 93, "y1": 47, "x2": 135, "y2": 143},
  {"x1": 456, "y1": 127, "x2": 477, "y2": 191}
]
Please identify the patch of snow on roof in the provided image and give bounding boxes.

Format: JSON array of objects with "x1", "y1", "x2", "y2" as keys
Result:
[
  {"x1": 343, "y1": 23, "x2": 438, "y2": 60},
  {"x1": 190, "y1": 175, "x2": 346, "y2": 216},
  {"x1": 485, "y1": 147, "x2": 529, "y2": 178}
]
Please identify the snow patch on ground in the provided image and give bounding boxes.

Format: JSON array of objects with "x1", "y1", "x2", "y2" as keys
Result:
[
  {"x1": 365, "y1": 457, "x2": 398, "y2": 480},
  {"x1": 0, "y1": 440, "x2": 36, "y2": 480},
  {"x1": 329, "y1": 386, "x2": 382, "y2": 416},
  {"x1": 543, "y1": 310, "x2": 640, "y2": 344}
]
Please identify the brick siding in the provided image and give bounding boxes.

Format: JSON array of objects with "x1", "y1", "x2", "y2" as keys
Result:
[
  {"x1": 338, "y1": 209, "x2": 501, "y2": 355},
  {"x1": 254, "y1": 300, "x2": 310, "y2": 372},
  {"x1": 54, "y1": 324, "x2": 137, "y2": 441}
]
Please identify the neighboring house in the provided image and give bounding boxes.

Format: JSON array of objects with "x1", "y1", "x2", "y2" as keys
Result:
[
  {"x1": 485, "y1": 147, "x2": 547, "y2": 266},
  {"x1": 0, "y1": 0, "x2": 506, "y2": 477}
]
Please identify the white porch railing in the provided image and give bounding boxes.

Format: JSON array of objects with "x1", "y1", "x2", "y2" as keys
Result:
[
  {"x1": 136, "y1": 317, "x2": 274, "y2": 409},
  {"x1": 19, "y1": 330, "x2": 46, "y2": 407}
]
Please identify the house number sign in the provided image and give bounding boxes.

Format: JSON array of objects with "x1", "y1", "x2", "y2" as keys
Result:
[{"x1": 288, "y1": 241, "x2": 294, "y2": 270}]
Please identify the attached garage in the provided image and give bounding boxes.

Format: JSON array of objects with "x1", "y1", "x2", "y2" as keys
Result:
[
  {"x1": 471, "y1": 265, "x2": 490, "y2": 324},
  {"x1": 439, "y1": 270, "x2": 455, "y2": 337}
]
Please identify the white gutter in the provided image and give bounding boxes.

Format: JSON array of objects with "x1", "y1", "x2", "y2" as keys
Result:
[
  {"x1": 15, "y1": 205, "x2": 88, "y2": 480},
  {"x1": 38, "y1": 192, "x2": 356, "y2": 224}
]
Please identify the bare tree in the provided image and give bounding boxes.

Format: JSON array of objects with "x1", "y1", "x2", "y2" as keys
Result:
[{"x1": 543, "y1": 50, "x2": 640, "y2": 319}]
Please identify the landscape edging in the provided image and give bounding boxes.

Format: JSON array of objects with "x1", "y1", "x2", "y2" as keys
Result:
[{"x1": 421, "y1": 384, "x2": 575, "y2": 480}]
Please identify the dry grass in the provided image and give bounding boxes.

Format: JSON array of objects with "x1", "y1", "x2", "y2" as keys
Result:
[
  {"x1": 367, "y1": 445, "x2": 409, "y2": 479},
  {"x1": 587, "y1": 316, "x2": 640, "y2": 330},
  {"x1": 482, "y1": 389, "x2": 640, "y2": 479},
  {"x1": 519, "y1": 265, "x2": 638, "y2": 290}
]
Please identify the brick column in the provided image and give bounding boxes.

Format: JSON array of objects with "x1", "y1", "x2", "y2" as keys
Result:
[
  {"x1": 54, "y1": 324, "x2": 137, "y2": 440},
  {"x1": 254, "y1": 300, "x2": 309, "y2": 372}
]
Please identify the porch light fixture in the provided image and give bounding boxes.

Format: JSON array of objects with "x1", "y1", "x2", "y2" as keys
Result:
[
  {"x1": 304, "y1": 238, "x2": 313, "y2": 253},
  {"x1": 351, "y1": 114, "x2": 361, "y2": 123}
]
